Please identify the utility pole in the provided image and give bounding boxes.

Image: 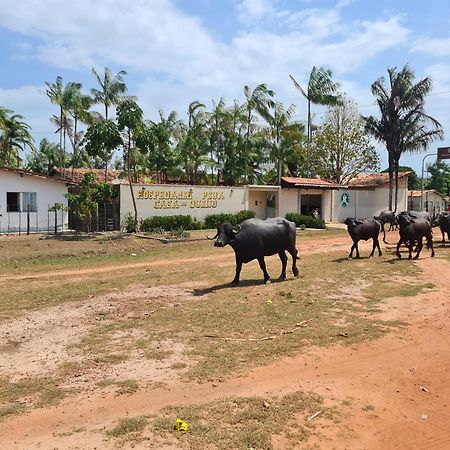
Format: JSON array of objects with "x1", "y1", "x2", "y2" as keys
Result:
[{"x1": 421, "y1": 152, "x2": 437, "y2": 211}]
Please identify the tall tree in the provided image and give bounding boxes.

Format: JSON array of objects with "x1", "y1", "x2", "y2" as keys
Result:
[
  {"x1": 91, "y1": 67, "x2": 128, "y2": 120},
  {"x1": 312, "y1": 98, "x2": 380, "y2": 184},
  {"x1": 425, "y1": 160, "x2": 450, "y2": 196},
  {"x1": 266, "y1": 102, "x2": 296, "y2": 184},
  {"x1": 290, "y1": 67, "x2": 341, "y2": 176},
  {"x1": 0, "y1": 109, "x2": 34, "y2": 167},
  {"x1": 364, "y1": 65, "x2": 444, "y2": 211},
  {"x1": 117, "y1": 99, "x2": 145, "y2": 231},
  {"x1": 45, "y1": 77, "x2": 82, "y2": 176},
  {"x1": 91, "y1": 67, "x2": 128, "y2": 177}
]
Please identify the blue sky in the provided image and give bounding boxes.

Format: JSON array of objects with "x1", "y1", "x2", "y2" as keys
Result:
[{"x1": 1, "y1": 0, "x2": 450, "y2": 176}]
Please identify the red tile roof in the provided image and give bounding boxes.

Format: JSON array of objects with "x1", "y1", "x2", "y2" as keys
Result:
[
  {"x1": 409, "y1": 189, "x2": 448, "y2": 199},
  {"x1": 281, "y1": 177, "x2": 345, "y2": 189},
  {"x1": 348, "y1": 172, "x2": 409, "y2": 188}
]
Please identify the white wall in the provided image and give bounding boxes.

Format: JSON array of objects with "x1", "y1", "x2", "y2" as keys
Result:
[
  {"x1": 120, "y1": 184, "x2": 248, "y2": 225},
  {"x1": 332, "y1": 186, "x2": 408, "y2": 222},
  {"x1": 248, "y1": 190, "x2": 268, "y2": 219},
  {"x1": 279, "y1": 189, "x2": 299, "y2": 217},
  {"x1": 0, "y1": 171, "x2": 69, "y2": 233}
]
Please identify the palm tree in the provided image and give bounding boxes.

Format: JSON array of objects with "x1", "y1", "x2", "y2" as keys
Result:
[
  {"x1": 290, "y1": 67, "x2": 341, "y2": 176},
  {"x1": 45, "y1": 77, "x2": 82, "y2": 176},
  {"x1": 26, "y1": 138, "x2": 60, "y2": 175},
  {"x1": 91, "y1": 67, "x2": 128, "y2": 120},
  {"x1": 364, "y1": 65, "x2": 444, "y2": 211},
  {"x1": 0, "y1": 110, "x2": 34, "y2": 167},
  {"x1": 91, "y1": 67, "x2": 128, "y2": 178},
  {"x1": 266, "y1": 102, "x2": 296, "y2": 184}
]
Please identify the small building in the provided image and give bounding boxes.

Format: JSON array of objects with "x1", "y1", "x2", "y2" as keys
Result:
[
  {"x1": 0, "y1": 167, "x2": 72, "y2": 233},
  {"x1": 408, "y1": 190, "x2": 448, "y2": 214},
  {"x1": 278, "y1": 172, "x2": 409, "y2": 222}
]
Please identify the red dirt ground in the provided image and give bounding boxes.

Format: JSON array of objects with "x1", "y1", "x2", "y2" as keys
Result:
[{"x1": 1, "y1": 231, "x2": 449, "y2": 449}]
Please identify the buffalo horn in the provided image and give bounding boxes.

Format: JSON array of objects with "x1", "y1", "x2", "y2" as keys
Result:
[
  {"x1": 206, "y1": 232, "x2": 218, "y2": 240},
  {"x1": 232, "y1": 224, "x2": 242, "y2": 235}
]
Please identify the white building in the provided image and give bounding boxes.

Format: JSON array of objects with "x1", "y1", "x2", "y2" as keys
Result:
[
  {"x1": 408, "y1": 189, "x2": 448, "y2": 214},
  {"x1": 0, "y1": 167, "x2": 72, "y2": 233}
]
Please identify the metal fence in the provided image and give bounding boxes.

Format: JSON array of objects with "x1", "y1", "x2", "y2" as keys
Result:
[{"x1": 68, "y1": 202, "x2": 119, "y2": 233}]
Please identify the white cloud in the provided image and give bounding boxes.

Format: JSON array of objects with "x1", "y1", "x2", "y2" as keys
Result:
[
  {"x1": 411, "y1": 37, "x2": 450, "y2": 57},
  {"x1": 237, "y1": 0, "x2": 279, "y2": 19}
]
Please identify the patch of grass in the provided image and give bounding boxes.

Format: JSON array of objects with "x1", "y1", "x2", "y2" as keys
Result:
[
  {"x1": 97, "y1": 378, "x2": 139, "y2": 395},
  {"x1": 144, "y1": 347, "x2": 173, "y2": 361},
  {"x1": 362, "y1": 404, "x2": 375, "y2": 412},
  {"x1": 365, "y1": 281, "x2": 434, "y2": 301},
  {"x1": 0, "y1": 403, "x2": 25, "y2": 418},
  {"x1": 106, "y1": 415, "x2": 149, "y2": 438},
  {"x1": 0, "y1": 376, "x2": 67, "y2": 411},
  {"x1": 152, "y1": 391, "x2": 324, "y2": 450}
]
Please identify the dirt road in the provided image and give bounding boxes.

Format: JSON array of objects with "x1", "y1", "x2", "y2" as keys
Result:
[{"x1": 1, "y1": 233, "x2": 449, "y2": 449}]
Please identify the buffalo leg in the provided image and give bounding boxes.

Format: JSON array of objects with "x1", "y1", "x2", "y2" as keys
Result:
[
  {"x1": 369, "y1": 239, "x2": 377, "y2": 257},
  {"x1": 355, "y1": 241, "x2": 361, "y2": 258},
  {"x1": 396, "y1": 239, "x2": 403, "y2": 259},
  {"x1": 413, "y1": 239, "x2": 423, "y2": 259},
  {"x1": 427, "y1": 233, "x2": 435, "y2": 257},
  {"x1": 376, "y1": 239, "x2": 382, "y2": 256},
  {"x1": 407, "y1": 240, "x2": 414, "y2": 259},
  {"x1": 231, "y1": 257, "x2": 243, "y2": 285},
  {"x1": 289, "y1": 248, "x2": 299, "y2": 277},
  {"x1": 278, "y1": 250, "x2": 288, "y2": 280},
  {"x1": 257, "y1": 257, "x2": 271, "y2": 283},
  {"x1": 348, "y1": 242, "x2": 356, "y2": 259}
]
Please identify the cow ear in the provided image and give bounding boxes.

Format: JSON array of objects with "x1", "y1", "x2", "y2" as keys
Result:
[
  {"x1": 410, "y1": 218, "x2": 416, "y2": 223},
  {"x1": 232, "y1": 224, "x2": 241, "y2": 235},
  {"x1": 355, "y1": 219, "x2": 364, "y2": 225}
]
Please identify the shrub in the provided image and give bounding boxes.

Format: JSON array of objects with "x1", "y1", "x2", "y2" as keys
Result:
[
  {"x1": 123, "y1": 212, "x2": 136, "y2": 233},
  {"x1": 204, "y1": 210, "x2": 255, "y2": 229},
  {"x1": 139, "y1": 215, "x2": 194, "y2": 232},
  {"x1": 285, "y1": 212, "x2": 326, "y2": 229}
]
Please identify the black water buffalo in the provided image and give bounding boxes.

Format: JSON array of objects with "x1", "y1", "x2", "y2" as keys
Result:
[
  {"x1": 439, "y1": 212, "x2": 450, "y2": 244},
  {"x1": 209, "y1": 217, "x2": 299, "y2": 284},
  {"x1": 396, "y1": 214, "x2": 435, "y2": 259},
  {"x1": 397, "y1": 210, "x2": 433, "y2": 225},
  {"x1": 344, "y1": 218, "x2": 382, "y2": 259},
  {"x1": 374, "y1": 210, "x2": 397, "y2": 232}
]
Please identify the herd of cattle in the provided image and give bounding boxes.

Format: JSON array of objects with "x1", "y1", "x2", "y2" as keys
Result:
[{"x1": 209, "y1": 211, "x2": 450, "y2": 284}]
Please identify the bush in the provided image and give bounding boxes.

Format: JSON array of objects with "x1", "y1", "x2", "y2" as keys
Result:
[
  {"x1": 138, "y1": 210, "x2": 256, "y2": 232},
  {"x1": 204, "y1": 210, "x2": 255, "y2": 229},
  {"x1": 139, "y1": 215, "x2": 194, "y2": 232},
  {"x1": 285, "y1": 212, "x2": 326, "y2": 229},
  {"x1": 123, "y1": 212, "x2": 136, "y2": 233}
]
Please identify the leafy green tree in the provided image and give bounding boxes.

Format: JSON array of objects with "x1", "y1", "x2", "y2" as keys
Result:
[
  {"x1": 117, "y1": 99, "x2": 145, "y2": 231},
  {"x1": 83, "y1": 119, "x2": 123, "y2": 181},
  {"x1": 65, "y1": 172, "x2": 98, "y2": 232},
  {"x1": 425, "y1": 160, "x2": 450, "y2": 196},
  {"x1": 290, "y1": 67, "x2": 341, "y2": 176},
  {"x1": 266, "y1": 102, "x2": 296, "y2": 184},
  {"x1": 364, "y1": 65, "x2": 443, "y2": 211},
  {"x1": 0, "y1": 109, "x2": 34, "y2": 167},
  {"x1": 26, "y1": 138, "x2": 61, "y2": 174},
  {"x1": 312, "y1": 98, "x2": 380, "y2": 184}
]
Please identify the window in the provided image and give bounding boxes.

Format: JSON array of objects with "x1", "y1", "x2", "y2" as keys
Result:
[{"x1": 6, "y1": 192, "x2": 37, "y2": 212}]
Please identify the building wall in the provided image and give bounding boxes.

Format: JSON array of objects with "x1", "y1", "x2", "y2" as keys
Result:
[
  {"x1": 0, "y1": 171, "x2": 69, "y2": 233},
  {"x1": 279, "y1": 189, "x2": 299, "y2": 217},
  {"x1": 119, "y1": 184, "x2": 248, "y2": 225},
  {"x1": 332, "y1": 185, "x2": 408, "y2": 222},
  {"x1": 409, "y1": 192, "x2": 448, "y2": 213},
  {"x1": 248, "y1": 190, "x2": 269, "y2": 219}
]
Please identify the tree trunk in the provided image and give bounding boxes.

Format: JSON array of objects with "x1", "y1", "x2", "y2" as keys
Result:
[
  {"x1": 126, "y1": 131, "x2": 138, "y2": 232},
  {"x1": 307, "y1": 99, "x2": 311, "y2": 177},
  {"x1": 394, "y1": 158, "x2": 400, "y2": 213},
  {"x1": 388, "y1": 150, "x2": 394, "y2": 211},
  {"x1": 59, "y1": 106, "x2": 64, "y2": 178}
]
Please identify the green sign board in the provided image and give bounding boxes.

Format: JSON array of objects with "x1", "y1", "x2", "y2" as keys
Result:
[{"x1": 340, "y1": 191, "x2": 350, "y2": 208}]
